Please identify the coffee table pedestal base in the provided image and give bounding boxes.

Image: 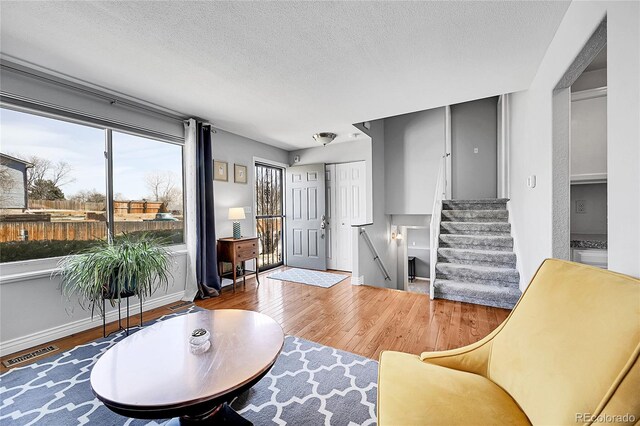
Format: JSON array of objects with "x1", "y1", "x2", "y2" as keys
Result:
[{"x1": 165, "y1": 403, "x2": 252, "y2": 426}]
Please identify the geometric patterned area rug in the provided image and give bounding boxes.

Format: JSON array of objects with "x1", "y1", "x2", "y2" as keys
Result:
[
  {"x1": 232, "y1": 336, "x2": 378, "y2": 425},
  {"x1": 0, "y1": 308, "x2": 378, "y2": 425},
  {"x1": 268, "y1": 268, "x2": 350, "y2": 288}
]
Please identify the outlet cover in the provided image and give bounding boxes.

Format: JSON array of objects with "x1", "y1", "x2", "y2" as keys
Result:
[{"x1": 576, "y1": 200, "x2": 586, "y2": 214}]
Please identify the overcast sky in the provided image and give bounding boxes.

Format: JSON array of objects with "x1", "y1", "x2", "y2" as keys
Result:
[{"x1": 0, "y1": 108, "x2": 183, "y2": 201}]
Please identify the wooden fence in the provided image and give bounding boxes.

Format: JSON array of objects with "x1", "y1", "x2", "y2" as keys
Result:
[
  {"x1": 28, "y1": 200, "x2": 105, "y2": 211},
  {"x1": 27, "y1": 199, "x2": 166, "y2": 214},
  {"x1": 0, "y1": 221, "x2": 183, "y2": 242}
]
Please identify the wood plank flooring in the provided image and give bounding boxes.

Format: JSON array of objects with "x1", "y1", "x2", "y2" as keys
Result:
[{"x1": 0, "y1": 268, "x2": 510, "y2": 373}]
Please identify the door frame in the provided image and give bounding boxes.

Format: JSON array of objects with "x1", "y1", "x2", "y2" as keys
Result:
[{"x1": 253, "y1": 157, "x2": 288, "y2": 269}]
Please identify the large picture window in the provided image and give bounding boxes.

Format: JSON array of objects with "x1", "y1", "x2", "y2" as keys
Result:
[{"x1": 0, "y1": 108, "x2": 184, "y2": 263}]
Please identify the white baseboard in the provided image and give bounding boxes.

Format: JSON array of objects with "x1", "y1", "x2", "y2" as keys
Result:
[
  {"x1": 0, "y1": 291, "x2": 186, "y2": 357},
  {"x1": 351, "y1": 275, "x2": 364, "y2": 285}
]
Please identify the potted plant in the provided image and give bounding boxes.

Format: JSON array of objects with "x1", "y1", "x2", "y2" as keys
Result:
[{"x1": 57, "y1": 233, "x2": 173, "y2": 319}]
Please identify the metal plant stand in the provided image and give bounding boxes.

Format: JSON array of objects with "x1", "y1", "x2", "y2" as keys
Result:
[{"x1": 102, "y1": 292, "x2": 143, "y2": 338}]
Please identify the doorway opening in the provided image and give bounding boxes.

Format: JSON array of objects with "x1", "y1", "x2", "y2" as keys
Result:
[
  {"x1": 406, "y1": 227, "x2": 430, "y2": 295},
  {"x1": 552, "y1": 18, "x2": 607, "y2": 264},
  {"x1": 569, "y1": 45, "x2": 608, "y2": 268},
  {"x1": 255, "y1": 162, "x2": 284, "y2": 271}
]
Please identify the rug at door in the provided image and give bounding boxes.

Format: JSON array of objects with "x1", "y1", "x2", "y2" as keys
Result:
[
  {"x1": 0, "y1": 311, "x2": 377, "y2": 425},
  {"x1": 268, "y1": 268, "x2": 349, "y2": 288}
]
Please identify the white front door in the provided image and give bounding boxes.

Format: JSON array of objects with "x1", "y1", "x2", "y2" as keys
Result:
[{"x1": 285, "y1": 164, "x2": 327, "y2": 270}]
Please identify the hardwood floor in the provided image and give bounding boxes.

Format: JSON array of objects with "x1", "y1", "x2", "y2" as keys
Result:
[{"x1": 0, "y1": 268, "x2": 510, "y2": 373}]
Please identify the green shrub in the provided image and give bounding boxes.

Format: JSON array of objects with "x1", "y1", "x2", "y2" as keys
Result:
[{"x1": 0, "y1": 229, "x2": 183, "y2": 263}]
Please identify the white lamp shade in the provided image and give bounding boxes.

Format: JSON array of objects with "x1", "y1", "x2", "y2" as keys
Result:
[{"x1": 228, "y1": 207, "x2": 246, "y2": 220}]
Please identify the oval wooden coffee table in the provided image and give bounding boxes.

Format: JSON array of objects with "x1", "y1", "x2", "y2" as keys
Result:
[{"x1": 90, "y1": 309, "x2": 284, "y2": 425}]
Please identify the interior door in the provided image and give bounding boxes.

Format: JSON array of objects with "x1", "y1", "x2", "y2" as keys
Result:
[
  {"x1": 336, "y1": 164, "x2": 352, "y2": 271},
  {"x1": 325, "y1": 165, "x2": 337, "y2": 270},
  {"x1": 285, "y1": 164, "x2": 327, "y2": 270}
]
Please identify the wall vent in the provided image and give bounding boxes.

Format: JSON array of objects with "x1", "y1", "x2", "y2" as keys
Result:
[
  {"x1": 3, "y1": 345, "x2": 59, "y2": 368},
  {"x1": 168, "y1": 301, "x2": 193, "y2": 311}
]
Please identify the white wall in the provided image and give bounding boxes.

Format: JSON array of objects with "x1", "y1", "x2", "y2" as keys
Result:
[
  {"x1": 357, "y1": 119, "x2": 397, "y2": 288},
  {"x1": 384, "y1": 108, "x2": 445, "y2": 214},
  {"x1": 212, "y1": 129, "x2": 289, "y2": 240},
  {"x1": 0, "y1": 250, "x2": 187, "y2": 356},
  {"x1": 509, "y1": 1, "x2": 640, "y2": 287}
]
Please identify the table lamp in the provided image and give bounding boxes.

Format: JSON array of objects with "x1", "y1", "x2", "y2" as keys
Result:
[{"x1": 228, "y1": 207, "x2": 246, "y2": 239}]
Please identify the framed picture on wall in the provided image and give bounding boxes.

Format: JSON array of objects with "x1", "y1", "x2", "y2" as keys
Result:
[
  {"x1": 214, "y1": 160, "x2": 228, "y2": 181},
  {"x1": 234, "y1": 164, "x2": 248, "y2": 184}
]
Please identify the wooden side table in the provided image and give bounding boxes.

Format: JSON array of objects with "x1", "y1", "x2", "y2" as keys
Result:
[{"x1": 217, "y1": 237, "x2": 261, "y2": 292}]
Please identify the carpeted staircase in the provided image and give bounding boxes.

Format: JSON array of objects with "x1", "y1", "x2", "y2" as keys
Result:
[{"x1": 433, "y1": 199, "x2": 522, "y2": 309}]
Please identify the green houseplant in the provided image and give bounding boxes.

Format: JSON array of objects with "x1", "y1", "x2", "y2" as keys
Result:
[{"x1": 57, "y1": 233, "x2": 173, "y2": 318}]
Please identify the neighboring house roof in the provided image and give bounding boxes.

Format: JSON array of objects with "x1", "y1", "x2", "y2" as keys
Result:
[{"x1": 0, "y1": 153, "x2": 33, "y2": 167}]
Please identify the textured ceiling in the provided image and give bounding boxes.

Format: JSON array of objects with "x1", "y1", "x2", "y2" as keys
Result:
[{"x1": 0, "y1": 1, "x2": 570, "y2": 150}]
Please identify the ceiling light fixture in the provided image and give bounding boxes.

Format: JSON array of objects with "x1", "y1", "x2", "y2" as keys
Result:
[{"x1": 313, "y1": 132, "x2": 337, "y2": 146}]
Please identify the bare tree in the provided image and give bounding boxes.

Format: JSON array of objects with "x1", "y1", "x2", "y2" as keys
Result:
[
  {"x1": 24, "y1": 155, "x2": 74, "y2": 191},
  {"x1": 145, "y1": 171, "x2": 182, "y2": 211}
]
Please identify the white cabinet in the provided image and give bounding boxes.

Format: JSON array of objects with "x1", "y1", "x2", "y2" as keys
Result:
[{"x1": 571, "y1": 90, "x2": 607, "y2": 183}]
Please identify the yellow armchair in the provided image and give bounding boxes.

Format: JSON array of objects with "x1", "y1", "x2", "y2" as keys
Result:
[{"x1": 378, "y1": 259, "x2": 640, "y2": 425}]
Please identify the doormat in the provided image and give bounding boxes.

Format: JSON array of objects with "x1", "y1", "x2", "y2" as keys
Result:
[{"x1": 268, "y1": 268, "x2": 349, "y2": 288}]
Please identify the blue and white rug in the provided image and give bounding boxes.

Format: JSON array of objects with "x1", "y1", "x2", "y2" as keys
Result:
[
  {"x1": 0, "y1": 308, "x2": 378, "y2": 425},
  {"x1": 268, "y1": 268, "x2": 349, "y2": 288}
]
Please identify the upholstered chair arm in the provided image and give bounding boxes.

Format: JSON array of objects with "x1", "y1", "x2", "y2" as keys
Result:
[{"x1": 419, "y1": 325, "x2": 501, "y2": 377}]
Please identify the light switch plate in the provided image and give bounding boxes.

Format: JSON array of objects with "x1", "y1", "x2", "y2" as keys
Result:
[{"x1": 576, "y1": 200, "x2": 586, "y2": 214}]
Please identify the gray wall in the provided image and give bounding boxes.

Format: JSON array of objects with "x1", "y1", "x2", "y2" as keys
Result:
[
  {"x1": 572, "y1": 68, "x2": 607, "y2": 92},
  {"x1": 570, "y1": 183, "x2": 607, "y2": 235},
  {"x1": 451, "y1": 97, "x2": 498, "y2": 200},
  {"x1": 407, "y1": 227, "x2": 430, "y2": 278},
  {"x1": 356, "y1": 119, "x2": 397, "y2": 288},
  {"x1": 384, "y1": 108, "x2": 445, "y2": 214},
  {"x1": 212, "y1": 129, "x2": 289, "y2": 240}
]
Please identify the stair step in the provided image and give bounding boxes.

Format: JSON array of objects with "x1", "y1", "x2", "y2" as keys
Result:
[
  {"x1": 433, "y1": 279, "x2": 521, "y2": 309},
  {"x1": 438, "y1": 248, "x2": 517, "y2": 268},
  {"x1": 440, "y1": 221, "x2": 511, "y2": 236},
  {"x1": 435, "y1": 263, "x2": 519, "y2": 286},
  {"x1": 442, "y1": 199, "x2": 508, "y2": 211},
  {"x1": 441, "y1": 210, "x2": 508, "y2": 223},
  {"x1": 439, "y1": 234, "x2": 513, "y2": 251}
]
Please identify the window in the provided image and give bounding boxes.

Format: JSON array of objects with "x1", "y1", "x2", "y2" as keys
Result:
[
  {"x1": 0, "y1": 108, "x2": 184, "y2": 263},
  {"x1": 112, "y1": 132, "x2": 184, "y2": 244}
]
